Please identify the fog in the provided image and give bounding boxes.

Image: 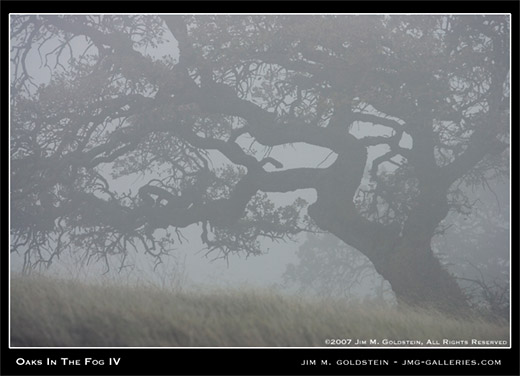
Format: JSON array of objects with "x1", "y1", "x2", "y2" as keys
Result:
[{"x1": 9, "y1": 14, "x2": 510, "y2": 348}]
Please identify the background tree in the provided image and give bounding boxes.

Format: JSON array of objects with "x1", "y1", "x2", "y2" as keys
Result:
[
  {"x1": 10, "y1": 15, "x2": 510, "y2": 314},
  {"x1": 435, "y1": 181, "x2": 510, "y2": 320}
]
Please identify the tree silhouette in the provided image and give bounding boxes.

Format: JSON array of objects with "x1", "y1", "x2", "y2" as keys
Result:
[{"x1": 10, "y1": 15, "x2": 509, "y2": 314}]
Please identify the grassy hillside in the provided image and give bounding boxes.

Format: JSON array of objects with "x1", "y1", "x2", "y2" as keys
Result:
[{"x1": 10, "y1": 276, "x2": 509, "y2": 347}]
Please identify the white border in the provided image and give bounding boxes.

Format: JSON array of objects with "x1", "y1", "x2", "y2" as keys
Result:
[{"x1": 8, "y1": 12, "x2": 513, "y2": 350}]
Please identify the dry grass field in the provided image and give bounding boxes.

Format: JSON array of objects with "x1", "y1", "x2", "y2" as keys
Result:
[{"x1": 10, "y1": 276, "x2": 509, "y2": 347}]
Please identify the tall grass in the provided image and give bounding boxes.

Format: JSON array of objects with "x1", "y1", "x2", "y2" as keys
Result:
[{"x1": 10, "y1": 275, "x2": 509, "y2": 347}]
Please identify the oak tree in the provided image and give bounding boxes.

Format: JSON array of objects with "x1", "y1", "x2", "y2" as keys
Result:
[{"x1": 10, "y1": 15, "x2": 510, "y2": 314}]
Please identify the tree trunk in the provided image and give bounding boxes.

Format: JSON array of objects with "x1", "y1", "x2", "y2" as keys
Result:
[
  {"x1": 372, "y1": 237, "x2": 470, "y2": 315},
  {"x1": 308, "y1": 189, "x2": 470, "y2": 316}
]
